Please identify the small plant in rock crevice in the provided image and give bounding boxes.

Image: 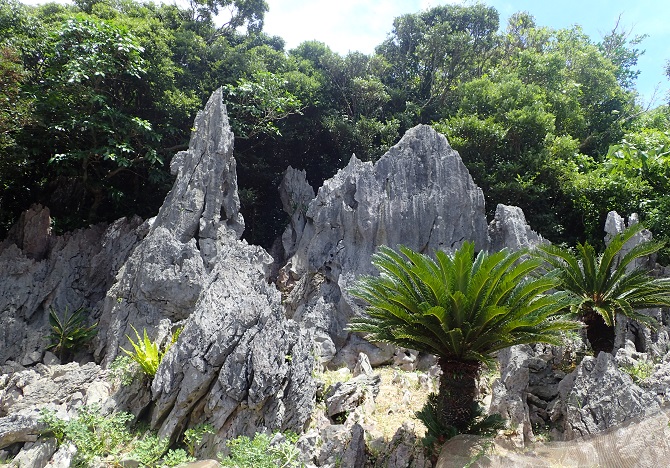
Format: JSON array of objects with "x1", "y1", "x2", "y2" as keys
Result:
[
  {"x1": 622, "y1": 360, "x2": 655, "y2": 385},
  {"x1": 121, "y1": 326, "x2": 181, "y2": 377},
  {"x1": 183, "y1": 423, "x2": 215, "y2": 457},
  {"x1": 46, "y1": 305, "x2": 98, "y2": 362},
  {"x1": 110, "y1": 354, "x2": 140, "y2": 386}
]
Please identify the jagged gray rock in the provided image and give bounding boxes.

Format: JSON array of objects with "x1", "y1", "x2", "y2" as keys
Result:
[
  {"x1": 76, "y1": 88, "x2": 317, "y2": 451},
  {"x1": 281, "y1": 124, "x2": 489, "y2": 367},
  {"x1": 44, "y1": 442, "x2": 76, "y2": 468},
  {"x1": 0, "y1": 362, "x2": 109, "y2": 417},
  {"x1": 0, "y1": 208, "x2": 145, "y2": 366},
  {"x1": 324, "y1": 373, "x2": 380, "y2": 419},
  {"x1": 603, "y1": 211, "x2": 669, "y2": 355},
  {"x1": 489, "y1": 345, "x2": 534, "y2": 446},
  {"x1": 0, "y1": 414, "x2": 41, "y2": 450},
  {"x1": 306, "y1": 422, "x2": 367, "y2": 468},
  {"x1": 488, "y1": 204, "x2": 544, "y2": 252},
  {"x1": 0, "y1": 362, "x2": 111, "y2": 459},
  {"x1": 8, "y1": 438, "x2": 57, "y2": 468},
  {"x1": 279, "y1": 167, "x2": 315, "y2": 260},
  {"x1": 1, "y1": 204, "x2": 51, "y2": 261},
  {"x1": 382, "y1": 422, "x2": 431, "y2": 468},
  {"x1": 150, "y1": 240, "x2": 315, "y2": 451},
  {"x1": 95, "y1": 87, "x2": 244, "y2": 365},
  {"x1": 558, "y1": 352, "x2": 660, "y2": 439}
]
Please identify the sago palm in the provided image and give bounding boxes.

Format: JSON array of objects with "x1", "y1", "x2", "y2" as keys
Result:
[
  {"x1": 348, "y1": 242, "x2": 578, "y2": 432},
  {"x1": 534, "y1": 223, "x2": 670, "y2": 354}
]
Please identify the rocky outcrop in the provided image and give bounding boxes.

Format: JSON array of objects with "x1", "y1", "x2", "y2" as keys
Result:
[
  {"x1": 490, "y1": 210, "x2": 670, "y2": 444},
  {"x1": 150, "y1": 241, "x2": 315, "y2": 449},
  {"x1": 281, "y1": 124, "x2": 489, "y2": 368},
  {"x1": 489, "y1": 345, "x2": 535, "y2": 446},
  {"x1": 0, "y1": 362, "x2": 110, "y2": 452},
  {"x1": 604, "y1": 211, "x2": 670, "y2": 355},
  {"x1": 324, "y1": 373, "x2": 380, "y2": 419},
  {"x1": 94, "y1": 88, "x2": 245, "y2": 364},
  {"x1": 488, "y1": 204, "x2": 545, "y2": 252},
  {"x1": 559, "y1": 351, "x2": 660, "y2": 439},
  {"x1": 0, "y1": 206, "x2": 145, "y2": 366},
  {"x1": 86, "y1": 88, "x2": 316, "y2": 452},
  {"x1": 279, "y1": 167, "x2": 315, "y2": 261}
]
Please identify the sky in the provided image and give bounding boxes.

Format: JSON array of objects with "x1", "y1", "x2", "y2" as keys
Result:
[{"x1": 19, "y1": 0, "x2": 670, "y2": 105}]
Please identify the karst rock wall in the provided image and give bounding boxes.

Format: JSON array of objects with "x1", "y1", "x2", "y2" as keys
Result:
[{"x1": 279, "y1": 124, "x2": 491, "y2": 367}]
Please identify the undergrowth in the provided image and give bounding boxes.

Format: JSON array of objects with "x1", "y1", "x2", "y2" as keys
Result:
[
  {"x1": 39, "y1": 405, "x2": 196, "y2": 467},
  {"x1": 218, "y1": 432, "x2": 302, "y2": 468}
]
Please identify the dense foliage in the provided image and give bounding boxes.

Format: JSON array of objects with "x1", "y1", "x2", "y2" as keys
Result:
[{"x1": 1, "y1": 0, "x2": 669, "y2": 252}]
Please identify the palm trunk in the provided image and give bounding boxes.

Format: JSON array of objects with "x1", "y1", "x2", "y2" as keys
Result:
[
  {"x1": 437, "y1": 358, "x2": 481, "y2": 431},
  {"x1": 582, "y1": 310, "x2": 615, "y2": 355}
]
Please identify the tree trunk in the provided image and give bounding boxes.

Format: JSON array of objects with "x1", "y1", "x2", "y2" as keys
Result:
[
  {"x1": 437, "y1": 358, "x2": 481, "y2": 431},
  {"x1": 582, "y1": 310, "x2": 615, "y2": 355}
]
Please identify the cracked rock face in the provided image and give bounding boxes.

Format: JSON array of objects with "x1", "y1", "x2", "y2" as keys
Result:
[
  {"x1": 90, "y1": 88, "x2": 315, "y2": 451},
  {"x1": 281, "y1": 124, "x2": 489, "y2": 367},
  {"x1": 0, "y1": 205, "x2": 145, "y2": 366},
  {"x1": 95, "y1": 88, "x2": 243, "y2": 364},
  {"x1": 488, "y1": 204, "x2": 545, "y2": 252},
  {"x1": 558, "y1": 352, "x2": 660, "y2": 439}
]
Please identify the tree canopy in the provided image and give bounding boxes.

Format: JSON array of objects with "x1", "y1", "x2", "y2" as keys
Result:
[{"x1": 1, "y1": 0, "x2": 669, "y2": 255}]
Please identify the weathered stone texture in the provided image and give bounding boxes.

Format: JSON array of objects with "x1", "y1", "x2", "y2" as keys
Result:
[
  {"x1": 0, "y1": 209, "x2": 145, "y2": 366},
  {"x1": 281, "y1": 124, "x2": 489, "y2": 367}
]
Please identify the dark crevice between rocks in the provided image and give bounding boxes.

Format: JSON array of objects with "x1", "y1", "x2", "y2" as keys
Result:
[{"x1": 343, "y1": 180, "x2": 358, "y2": 210}]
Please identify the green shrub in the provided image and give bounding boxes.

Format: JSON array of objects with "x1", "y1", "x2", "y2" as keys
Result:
[
  {"x1": 219, "y1": 432, "x2": 302, "y2": 468},
  {"x1": 46, "y1": 306, "x2": 98, "y2": 361},
  {"x1": 109, "y1": 354, "x2": 139, "y2": 386},
  {"x1": 622, "y1": 360, "x2": 655, "y2": 384},
  {"x1": 40, "y1": 405, "x2": 134, "y2": 467},
  {"x1": 184, "y1": 423, "x2": 215, "y2": 457},
  {"x1": 39, "y1": 405, "x2": 195, "y2": 467}
]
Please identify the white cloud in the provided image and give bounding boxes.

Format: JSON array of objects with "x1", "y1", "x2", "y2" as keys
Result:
[{"x1": 263, "y1": 0, "x2": 438, "y2": 54}]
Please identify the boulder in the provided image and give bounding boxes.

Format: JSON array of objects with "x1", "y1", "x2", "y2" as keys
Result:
[
  {"x1": 558, "y1": 352, "x2": 660, "y2": 439},
  {"x1": 7, "y1": 438, "x2": 57, "y2": 468},
  {"x1": 324, "y1": 373, "x2": 380, "y2": 419},
  {"x1": 281, "y1": 125, "x2": 489, "y2": 367}
]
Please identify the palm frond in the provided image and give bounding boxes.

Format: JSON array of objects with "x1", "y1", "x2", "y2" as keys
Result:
[
  {"x1": 533, "y1": 224, "x2": 670, "y2": 343},
  {"x1": 349, "y1": 242, "x2": 580, "y2": 363}
]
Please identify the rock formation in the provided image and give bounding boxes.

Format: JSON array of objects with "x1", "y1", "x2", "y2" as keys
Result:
[
  {"x1": 0, "y1": 205, "x2": 145, "y2": 366},
  {"x1": 91, "y1": 88, "x2": 315, "y2": 451},
  {"x1": 278, "y1": 166, "x2": 315, "y2": 261},
  {"x1": 280, "y1": 124, "x2": 489, "y2": 368},
  {"x1": 4, "y1": 85, "x2": 670, "y2": 466},
  {"x1": 0, "y1": 362, "x2": 112, "y2": 463},
  {"x1": 488, "y1": 204, "x2": 545, "y2": 252}
]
